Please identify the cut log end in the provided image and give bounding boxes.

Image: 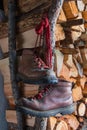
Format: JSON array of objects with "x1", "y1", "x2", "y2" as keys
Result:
[{"x1": 78, "y1": 102, "x2": 86, "y2": 117}]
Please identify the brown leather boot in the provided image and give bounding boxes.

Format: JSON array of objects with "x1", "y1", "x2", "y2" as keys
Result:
[
  {"x1": 17, "y1": 79, "x2": 75, "y2": 117},
  {"x1": 17, "y1": 48, "x2": 58, "y2": 84}
]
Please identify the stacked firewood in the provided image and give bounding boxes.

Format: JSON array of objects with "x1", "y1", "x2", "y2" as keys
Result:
[
  {"x1": 0, "y1": 0, "x2": 86, "y2": 129},
  {"x1": 47, "y1": 1, "x2": 87, "y2": 129}
]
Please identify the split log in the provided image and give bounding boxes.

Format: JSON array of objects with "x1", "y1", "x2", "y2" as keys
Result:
[
  {"x1": 59, "y1": 47, "x2": 79, "y2": 54},
  {"x1": 47, "y1": 117, "x2": 70, "y2": 130},
  {"x1": 71, "y1": 13, "x2": 85, "y2": 41},
  {"x1": 7, "y1": 96, "x2": 15, "y2": 109},
  {"x1": 63, "y1": 55, "x2": 73, "y2": 69},
  {"x1": 54, "y1": 49, "x2": 64, "y2": 77},
  {"x1": 6, "y1": 110, "x2": 35, "y2": 127},
  {"x1": 69, "y1": 61, "x2": 78, "y2": 78},
  {"x1": 64, "y1": 55, "x2": 78, "y2": 78},
  {"x1": 59, "y1": 63, "x2": 70, "y2": 80},
  {"x1": 82, "y1": 0, "x2": 87, "y2": 4},
  {"x1": 69, "y1": 77, "x2": 77, "y2": 83},
  {"x1": 75, "y1": 98, "x2": 87, "y2": 117},
  {"x1": 58, "y1": 9, "x2": 67, "y2": 22},
  {"x1": 77, "y1": 0, "x2": 85, "y2": 12},
  {"x1": 82, "y1": 11, "x2": 87, "y2": 28},
  {"x1": 63, "y1": 1, "x2": 79, "y2": 19},
  {"x1": 47, "y1": 117, "x2": 57, "y2": 130},
  {"x1": 83, "y1": 63, "x2": 87, "y2": 76},
  {"x1": 82, "y1": 83, "x2": 87, "y2": 97},
  {"x1": 73, "y1": 50, "x2": 83, "y2": 66},
  {"x1": 77, "y1": 102, "x2": 86, "y2": 117},
  {"x1": 63, "y1": 55, "x2": 79, "y2": 78},
  {"x1": 80, "y1": 33, "x2": 87, "y2": 47},
  {"x1": 63, "y1": 114, "x2": 79, "y2": 130},
  {"x1": 79, "y1": 47, "x2": 87, "y2": 63},
  {"x1": 55, "y1": 24, "x2": 65, "y2": 41},
  {"x1": 60, "y1": 31, "x2": 73, "y2": 47},
  {"x1": 74, "y1": 39, "x2": 85, "y2": 48},
  {"x1": 60, "y1": 18, "x2": 85, "y2": 27},
  {"x1": 76, "y1": 76, "x2": 87, "y2": 89},
  {"x1": 49, "y1": 115, "x2": 80, "y2": 130},
  {"x1": 79, "y1": 47, "x2": 87, "y2": 75},
  {"x1": 72, "y1": 85, "x2": 83, "y2": 102},
  {"x1": 73, "y1": 57, "x2": 83, "y2": 77},
  {"x1": 55, "y1": 120, "x2": 69, "y2": 130}
]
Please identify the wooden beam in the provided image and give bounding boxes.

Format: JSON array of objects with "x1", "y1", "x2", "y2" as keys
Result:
[
  {"x1": 0, "y1": 1, "x2": 51, "y2": 39},
  {"x1": 4, "y1": 0, "x2": 51, "y2": 15}
]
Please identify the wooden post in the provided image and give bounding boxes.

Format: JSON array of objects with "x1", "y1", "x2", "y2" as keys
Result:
[{"x1": 8, "y1": 0, "x2": 25, "y2": 129}]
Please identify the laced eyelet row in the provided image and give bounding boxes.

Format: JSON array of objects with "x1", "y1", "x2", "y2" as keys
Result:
[{"x1": 33, "y1": 85, "x2": 52, "y2": 100}]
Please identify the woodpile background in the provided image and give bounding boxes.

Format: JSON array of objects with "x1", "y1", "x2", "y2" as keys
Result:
[{"x1": 0, "y1": 0, "x2": 87, "y2": 129}]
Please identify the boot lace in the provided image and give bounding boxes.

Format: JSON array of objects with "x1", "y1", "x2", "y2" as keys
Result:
[
  {"x1": 34, "y1": 55, "x2": 49, "y2": 69},
  {"x1": 33, "y1": 85, "x2": 52, "y2": 100}
]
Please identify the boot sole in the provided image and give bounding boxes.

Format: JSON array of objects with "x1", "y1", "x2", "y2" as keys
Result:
[
  {"x1": 16, "y1": 73, "x2": 58, "y2": 85},
  {"x1": 17, "y1": 103, "x2": 75, "y2": 117}
]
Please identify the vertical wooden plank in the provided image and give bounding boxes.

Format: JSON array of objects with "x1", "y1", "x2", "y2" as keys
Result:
[{"x1": 8, "y1": 0, "x2": 24, "y2": 129}]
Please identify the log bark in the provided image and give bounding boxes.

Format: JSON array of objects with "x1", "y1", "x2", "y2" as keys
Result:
[
  {"x1": 59, "y1": 18, "x2": 85, "y2": 27},
  {"x1": 59, "y1": 47, "x2": 78, "y2": 54}
]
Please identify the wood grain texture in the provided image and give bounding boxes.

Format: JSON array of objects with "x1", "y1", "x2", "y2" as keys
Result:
[
  {"x1": 63, "y1": 1, "x2": 79, "y2": 19},
  {"x1": 6, "y1": 110, "x2": 35, "y2": 127},
  {"x1": 0, "y1": 0, "x2": 51, "y2": 39}
]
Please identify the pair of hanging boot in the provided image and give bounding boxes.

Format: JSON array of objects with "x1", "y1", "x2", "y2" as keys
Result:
[{"x1": 17, "y1": 48, "x2": 75, "y2": 117}]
